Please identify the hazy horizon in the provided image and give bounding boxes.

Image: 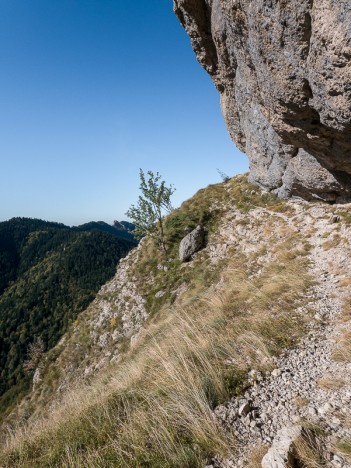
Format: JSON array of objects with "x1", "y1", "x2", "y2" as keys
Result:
[{"x1": 0, "y1": 215, "x2": 132, "y2": 228}]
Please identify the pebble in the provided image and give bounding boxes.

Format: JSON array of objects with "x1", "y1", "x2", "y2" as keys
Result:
[{"x1": 271, "y1": 368, "x2": 282, "y2": 377}]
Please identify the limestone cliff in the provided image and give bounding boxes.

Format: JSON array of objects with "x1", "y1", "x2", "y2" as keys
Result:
[{"x1": 174, "y1": 0, "x2": 351, "y2": 201}]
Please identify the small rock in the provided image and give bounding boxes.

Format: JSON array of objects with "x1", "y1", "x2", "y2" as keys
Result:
[
  {"x1": 308, "y1": 406, "x2": 318, "y2": 417},
  {"x1": 251, "y1": 409, "x2": 260, "y2": 419},
  {"x1": 272, "y1": 368, "x2": 282, "y2": 378},
  {"x1": 32, "y1": 367, "x2": 42, "y2": 390},
  {"x1": 155, "y1": 290, "x2": 165, "y2": 298},
  {"x1": 331, "y1": 416, "x2": 341, "y2": 426},
  {"x1": 331, "y1": 460, "x2": 343, "y2": 467},
  {"x1": 318, "y1": 402, "x2": 332, "y2": 415},
  {"x1": 238, "y1": 400, "x2": 251, "y2": 417},
  {"x1": 292, "y1": 414, "x2": 300, "y2": 423}
]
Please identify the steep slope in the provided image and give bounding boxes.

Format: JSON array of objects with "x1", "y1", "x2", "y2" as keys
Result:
[
  {"x1": 173, "y1": 0, "x2": 351, "y2": 201},
  {"x1": 0, "y1": 218, "x2": 136, "y2": 419},
  {"x1": 1, "y1": 176, "x2": 350, "y2": 467}
]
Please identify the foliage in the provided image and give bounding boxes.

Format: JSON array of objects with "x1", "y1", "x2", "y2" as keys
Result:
[
  {"x1": 23, "y1": 337, "x2": 45, "y2": 375},
  {"x1": 0, "y1": 217, "x2": 135, "y2": 416},
  {"x1": 126, "y1": 169, "x2": 175, "y2": 253},
  {"x1": 217, "y1": 168, "x2": 230, "y2": 182}
]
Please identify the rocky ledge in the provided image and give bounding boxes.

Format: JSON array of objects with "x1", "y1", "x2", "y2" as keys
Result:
[{"x1": 174, "y1": 0, "x2": 351, "y2": 202}]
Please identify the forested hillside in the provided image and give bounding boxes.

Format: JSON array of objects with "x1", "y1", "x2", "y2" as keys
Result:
[{"x1": 0, "y1": 218, "x2": 136, "y2": 417}]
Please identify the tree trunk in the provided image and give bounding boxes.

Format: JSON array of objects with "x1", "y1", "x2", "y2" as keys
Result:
[{"x1": 158, "y1": 217, "x2": 167, "y2": 255}]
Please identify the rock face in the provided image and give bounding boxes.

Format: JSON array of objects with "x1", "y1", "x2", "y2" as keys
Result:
[
  {"x1": 179, "y1": 225, "x2": 206, "y2": 262},
  {"x1": 174, "y1": 0, "x2": 351, "y2": 201}
]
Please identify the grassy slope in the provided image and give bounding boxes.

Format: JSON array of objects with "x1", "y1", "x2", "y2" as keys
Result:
[{"x1": 0, "y1": 176, "x2": 315, "y2": 467}]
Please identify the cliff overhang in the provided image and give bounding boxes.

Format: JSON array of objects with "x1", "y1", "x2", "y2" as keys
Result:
[{"x1": 174, "y1": 0, "x2": 351, "y2": 202}]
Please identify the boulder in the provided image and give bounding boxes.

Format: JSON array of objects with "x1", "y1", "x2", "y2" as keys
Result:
[
  {"x1": 174, "y1": 0, "x2": 351, "y2": 201},
  {"x1": 179, "y1": 225, "x2": 206, "y2": 262}
]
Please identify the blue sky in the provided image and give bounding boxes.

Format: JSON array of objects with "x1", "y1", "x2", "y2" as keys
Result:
[{"x1": 0, "y1": 1, "x2": 248, "y2": 226}]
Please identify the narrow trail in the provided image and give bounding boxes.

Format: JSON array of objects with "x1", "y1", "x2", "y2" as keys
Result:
[{"x1": 213, "y1": 201, "x2": 351, "y2": 467}]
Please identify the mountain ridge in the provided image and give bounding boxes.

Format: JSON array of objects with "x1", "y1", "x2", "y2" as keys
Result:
[{"x1": 75, "y1": 220, "x2": 136, "y2": 242}]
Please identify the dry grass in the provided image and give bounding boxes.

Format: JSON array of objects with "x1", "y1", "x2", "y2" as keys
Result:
[
  {"x1": 333, "y1": 331, "x2": 351, "y2": 363},
  {"x1": 294, "y1": 432, "x2": 327, "y2": 467},
  {"x1": 345, "y1": 416, "x2": 351, "y2": 430},
  {"x1": 317, "y1": 375, "x2": 345, "y2": 390},
  {"x1": 0, "y1": 177, "x2": 313, "y2": 467},
  {"x1": 0, "y1": 241, "x2": 311, "y2": 467},
  {"x1": 340, "y1": 298, "x2": 351, "y2": 323},
  {"x1": 339, "y1": 278, "x2": 351, "y2": 288},
  {"x1": 293, "y1": 396, "x2": 310, "y2": 408},
  {"x1": 247, "y1": 445, "x2": 268, "y2": 467},
  {"x1": 334, "y1": 439, "x2": 351, "y2": 461},
  {"x1": 322, "y1": 233, "x2": 343, "y2": 250}
]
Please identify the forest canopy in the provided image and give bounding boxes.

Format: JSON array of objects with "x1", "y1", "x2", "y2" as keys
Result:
[{"x1": 0, "y1": 217, "x2": 136, "y2": 416}]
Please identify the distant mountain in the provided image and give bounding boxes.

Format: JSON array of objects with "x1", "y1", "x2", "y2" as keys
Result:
[
  {"x1": 75, "y1": 220, "x2": 136, "y2": 242},
  {"x1": 113, "y1": 220, "x2": 135, "y2": 233},
  {"x1": 0, "y1": 217, "x2": 136, "y2": 416}
]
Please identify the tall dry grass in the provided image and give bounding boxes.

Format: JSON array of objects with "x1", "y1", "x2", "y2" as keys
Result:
[
  {"x1": 333, "y1": 331, "x2": 351, "y2": 363},
  {"x1": 294, "y1": 433, "x2": 327, "y2": 467},
  {"x1": 0, "y1": 223, "x2": 312, "y2": 467}
]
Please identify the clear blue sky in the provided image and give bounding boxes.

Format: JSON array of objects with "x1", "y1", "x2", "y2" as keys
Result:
[{"x1": 0, "y1": 1, "x2": 248, "y2": 226}]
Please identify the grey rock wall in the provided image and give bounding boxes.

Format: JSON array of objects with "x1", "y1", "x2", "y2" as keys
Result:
[{"x1": 174, "y1": 0, "x2": 351, "y2": 201}]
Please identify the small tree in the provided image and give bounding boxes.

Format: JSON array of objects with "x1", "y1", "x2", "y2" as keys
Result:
[
  {"x1": 23, "y1": 337, "x2": 45, "y2": 375},
  {"x1": 217, "y1": 168, "x2": 230, "y2": 182},
  {"x1": 126, "y1": 169, "x2": 175, "y2": 253}
]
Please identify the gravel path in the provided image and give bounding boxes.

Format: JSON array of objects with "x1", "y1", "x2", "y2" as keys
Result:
[{"x1": 213, "y1": 202, "x2": 351, "y2": 467}]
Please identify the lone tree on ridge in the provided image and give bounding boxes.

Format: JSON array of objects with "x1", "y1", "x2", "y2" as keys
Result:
[{"x1": 126, "y1": 169, "x2": 175, "y2": 254}]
